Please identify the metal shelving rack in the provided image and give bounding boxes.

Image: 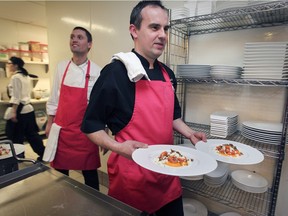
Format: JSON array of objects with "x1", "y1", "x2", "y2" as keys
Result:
[
  {"x1": 167, "y1": 1, "x2": 288, "y2": 215},
  {"x1": 170, "y1": 1, "x2": 288, "y2": 36}
]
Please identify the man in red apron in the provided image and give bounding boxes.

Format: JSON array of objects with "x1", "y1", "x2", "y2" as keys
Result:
[
  {"x1": 82, "y1": 1, "x2": 207, "y2": 214},
  {"x1": 45, "y1": 27, "x2": 101, "y2": 190}
]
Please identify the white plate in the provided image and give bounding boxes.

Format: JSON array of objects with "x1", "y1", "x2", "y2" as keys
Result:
[
  {"x1": 181, "y1": 175, "x2": 204, "y2": 181},
  {"x1": 242, "y1": 127, "x2": 281, "y2": 139},
  {"x1": 242, "y1": 121, "x2": 282, "y2": 133},
  {"x1": 210, "y1": 111, "x2": 238, "y2": 119},
  {"x1": 231, "y1": 170, "x2": 268, "y2": 193},
  {"x1": 195, "y1": 139, "x2": 264, "y2": 165},
  {"x1": 0, "y1": 144, "x2": 25, "y2": 160},
  {"x1": 220, "y1": 212, "x2": 242, "y2": 216},
  {"x1": 183, "y1": 198, "x2": 208, "y2": 216},
  {"x1": 132, "y1": 145, "x2": 217, "y2": 176}
]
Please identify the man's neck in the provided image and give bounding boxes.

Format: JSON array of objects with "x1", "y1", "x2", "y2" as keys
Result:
[{"x1": 72, "y1": 55, "x2": 88, "y2": 66}]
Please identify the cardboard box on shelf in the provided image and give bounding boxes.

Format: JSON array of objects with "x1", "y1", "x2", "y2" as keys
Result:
[
  {"x1": 28, "y1": 41, "x2": 41, "y2": 52},
  {"x1": 18, "y1": 42, "x2": 29, "y2": 51},
  {"x1": 0, "y1": 50, "x2": 8, "y2": 61},
  {"x1": 31, "y1": 51, "x2": 42, "y2": 62},
  {"x1": 7, "y1": 49, "x2": 20, "y2": 58},
  {"x1": 20, "y1": 50, "x2": 32, "y2": 62},
  {"x1": 40, "y1": 44, "x2": 48, "y2": 52},
  {"x1": 42, "y1": 52, "x2": 49, "y2": 63}
]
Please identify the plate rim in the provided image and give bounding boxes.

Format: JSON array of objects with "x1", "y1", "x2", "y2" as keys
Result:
[
  {"x1": 132, "y1": 144, "x2": 218, "y2": 176},
  {"x1": 195, "y1": 139, "x2": 264, "y2": 165}
]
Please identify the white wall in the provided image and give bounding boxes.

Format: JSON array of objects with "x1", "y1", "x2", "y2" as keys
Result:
[
  {"x1": 0, "y1": 19, "x2": 47, "y2": 46},
  {"x1": 45, "y1": 1, "x2": 184, "y2": 79}
]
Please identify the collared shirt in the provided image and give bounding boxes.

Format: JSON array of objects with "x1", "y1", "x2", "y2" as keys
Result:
[
  {"x1": 46, "y1": 59, "x2": 101, "y2": 116},
  {"x1": 82, "y1": 50, "x2": 182, "y2": 135},
  {"x1": 8, "y1": 72, "x2": 33, "y2": 114}
]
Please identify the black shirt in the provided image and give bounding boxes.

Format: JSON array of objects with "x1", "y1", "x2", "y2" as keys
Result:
[{"x1": 81, "y1": 50, "x2": 182, "y2": 135}]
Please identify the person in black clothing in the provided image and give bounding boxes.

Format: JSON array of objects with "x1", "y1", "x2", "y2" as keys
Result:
[
  {"x1": 81, "y1": 1, "x2": 207, "y2": 215},
  {"x1": 5, "y1": 56, "x2": 45, "y2": 161}
]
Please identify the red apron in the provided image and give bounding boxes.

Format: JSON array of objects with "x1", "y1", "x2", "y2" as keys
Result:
[
  {"x1": 51, "y1": 61, "x2": 100, "y2": 170},
  {"x1": 108, "y1": 64, "x2": 182, "y2": 213}
]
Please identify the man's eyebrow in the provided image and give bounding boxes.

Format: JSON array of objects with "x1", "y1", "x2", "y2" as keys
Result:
[
  {"x1": 148, "y1": 23, "x2": 170, "y2": 29},
  {"x1": 149, "y1": 23, "x2": 161, "y2": 27}
]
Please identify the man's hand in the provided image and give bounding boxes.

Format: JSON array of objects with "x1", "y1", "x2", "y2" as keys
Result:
[
  {"x1": 189, "y1": 132, "x2": 207, "y2": 145},
  {"x1": 116, "y1": 140, "x2": 148, "y2": 159}
]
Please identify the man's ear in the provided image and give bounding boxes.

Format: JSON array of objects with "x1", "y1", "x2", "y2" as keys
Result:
[
  {"x1": 88, "y1": 42, "x2": 92, "y2": 50},
  {"x1": 129, "y1": 24, "x2": 138, "y2": 40}
]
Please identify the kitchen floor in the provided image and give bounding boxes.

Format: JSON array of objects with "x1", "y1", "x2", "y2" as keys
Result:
[{"x1": 19, "y1": 139, "x2": 108, "y2": 195}]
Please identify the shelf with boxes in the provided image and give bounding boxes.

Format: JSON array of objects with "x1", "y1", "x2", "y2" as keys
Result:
[{"x1": 0, "y1": 41, "x2": 49, "y2": 64}]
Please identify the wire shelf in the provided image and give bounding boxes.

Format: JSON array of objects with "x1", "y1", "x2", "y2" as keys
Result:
[
  {"x1": 170, "y1": 1, "x2": 288, "y2": 35},
  {"x1": 182, "y1": 176, "x2": 271, "y2": 216},
  {"x1": 176, "y1": 77, "x2": 288, "y2": 87}
]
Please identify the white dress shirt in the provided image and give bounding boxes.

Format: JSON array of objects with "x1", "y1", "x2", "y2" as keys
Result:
[
  {"x1": 8, "y1": 72, "x2": 33, "y2": 114},
  {"x1": 46, "y1": 59, "x2": 101, "y2": 116}
]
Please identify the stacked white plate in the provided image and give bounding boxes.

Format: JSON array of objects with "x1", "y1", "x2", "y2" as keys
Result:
[
  {"x1": 177, "y1": 64, "x2": 211, "y2": 78},
  {"x1": 210, "y1": 111, "x2": 238, "y2": 138},
  {"x1": 242, "y1": 42, "x2": 288, "y2": 80},
  {"x1": 180, "y1": 143, "x2": 204, "y2": 181},
  {"x1": 220, "y1": 212, "x2": 242, "y2": 216},
  {"x1": 231, "y1": 170, "x2": 269, "y2": 193},
  {"x1": 215, "y1": 0, "x2": 248, "y2": 12},
  {"x1": 183, "y1": 198, "x2": 208, "y2": 216},
  {"x1": 210, "y1": 65, "x2": 243, "y2": 79},
  {"x1": 241, "y1": 121, "x2": 282, "y2": 145},
  {"x1": 248, "y1": 0, "x2": 279, "y2": 6},
  {"x1": 204, "y1": 161, "x2": 229, "y2": 187},
  {"x1": 171, "y1": 7, "x2": 190, "y2": 20},
  {"x1": 184, "y1": 1, "x2": 197, "y2": 17},
  {"x1": 196, "y1": 1, "x2": 214, "y2": 16}
]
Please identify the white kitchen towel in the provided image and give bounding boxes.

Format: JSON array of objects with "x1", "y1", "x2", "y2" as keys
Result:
[
  {"x1": 3, "y1": 107, "x2": 13, "y2": 120},
  {"x1": 111, "y1": 52, "x2": 150, "y2": 82},
  {"x1": 43, "y1": 123, "x2": 61, "y2": 162}
]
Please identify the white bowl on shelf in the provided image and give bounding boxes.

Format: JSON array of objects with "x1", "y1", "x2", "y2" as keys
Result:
[
  {"x1": 231, "y1": 170, "x2": 268, "y2": 193},
  {"x1": 183, "y1": 198, "x2": 208, "y2": 216},
  {"x1": 220, "y1": 212, "x2": 242, "y2": 216}
]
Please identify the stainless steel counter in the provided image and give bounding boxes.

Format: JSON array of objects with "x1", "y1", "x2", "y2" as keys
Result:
[{"x1": 0, "y1": 163, "x2": 144, "y2": 216}]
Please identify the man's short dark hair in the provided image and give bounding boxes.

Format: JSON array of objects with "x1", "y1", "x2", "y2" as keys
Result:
[
  {"x1": 130, "y1": 0, "x2": 167, "y2": 30},
  {"x1": 73, "y1": 26, "x2": 92, "y2": 43}
]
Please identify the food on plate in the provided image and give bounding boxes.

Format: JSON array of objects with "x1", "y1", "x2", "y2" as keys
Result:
[
  {"x1": 0, "y1": 145, "x2": 11, "y2": 156},
  {"x1": 154, "y1": 149, "x2": 193, "y2": 167},
  {"x1": 215, "y1": 143, "x2": 243, "y2": 157}
]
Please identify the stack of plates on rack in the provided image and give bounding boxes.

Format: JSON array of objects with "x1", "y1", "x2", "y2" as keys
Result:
[
  {"x1": 177, "y1": 64, "x2": 211, "y2": 78},
  {"x1": 242, "y1": 42, "x2": 288, "y2": 80},
  {"x1": 210, "y1": 111, "x2": 238, "y2": 138},
  {"x1": 204, "y1": 161, "x2": 229, "y2": 187},
  {"x1": 180, "y1": 143, "x2": 203, "y2": 181},
  {"x1": 196, "y1": 1, "x2": 214, "y2": 16},
  {"x1": 184, "y1": 1, "x2": 197, "y2": 17},
  {"x1": 220, "y1": 212, "x2": 242, "y2": 216},
  {"x1": 241, "y1": 121, "x2": 282, "y2": 145},
  {"x1": 183, "y1": 198, "x2": 208, "y2": 216},
  {"x1": 171, "y1": 7, "x2": 190, "y2": 20},
  {"x1": 210, "y1": 65, "x2": 243, "y2": 79},
  {"x1": 215, "y1": 0, "x2": 248, "y2": 12},
  {"x1": 248, "y1": 0, "x2": 279, "y2": 6},
  {"x1": 231, "y1": 170, "x2": 269, "y2": 193}
]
